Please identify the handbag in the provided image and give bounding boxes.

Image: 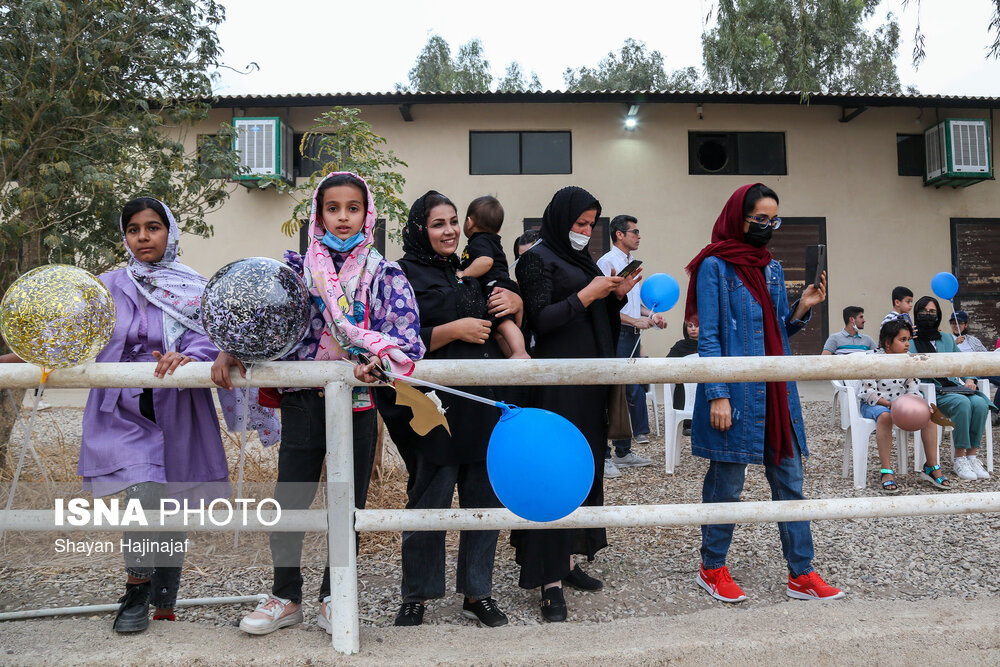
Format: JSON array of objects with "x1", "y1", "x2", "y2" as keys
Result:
[{"x1": 607, "y1": 384, "x2": 633, "y2": 440}]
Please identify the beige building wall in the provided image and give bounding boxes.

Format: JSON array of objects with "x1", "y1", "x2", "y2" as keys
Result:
[{"x1": 173, "y1": 101, "x2": 998, "y2": 356}]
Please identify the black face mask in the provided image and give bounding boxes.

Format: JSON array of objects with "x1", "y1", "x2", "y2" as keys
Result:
[
  {"x1": 744, "y1": 226, "x2": 773, "y2": 247},
  {"x1": 915, "y1": 313, "x2": 938, "y2": 331}
]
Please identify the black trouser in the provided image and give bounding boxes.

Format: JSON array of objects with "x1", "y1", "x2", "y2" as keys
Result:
[
  {"x1": 121, "y1": 389, "x2": 186, "y2": 609},
  {"x1": 400, "y1": 454, "x2": 500, "y2": 602},
  {"x1": 271, "y1": 390, "x2": 377, "y2": 604}
]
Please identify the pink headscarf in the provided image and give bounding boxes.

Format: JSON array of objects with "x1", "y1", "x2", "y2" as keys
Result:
[{"x1": 303, "y1": 172, "x2": 414, "y2": 376}]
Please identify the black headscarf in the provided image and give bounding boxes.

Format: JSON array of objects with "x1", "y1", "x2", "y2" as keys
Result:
[
  {"x1": 539, "y1": 186, "x2": 603, "y2": 279},
  {"x1": 402, "y1": 190, "x2": 461, "y2": 270},
  {"x1": 912, "y1": 295, "x2": 943, "y2": 353}
]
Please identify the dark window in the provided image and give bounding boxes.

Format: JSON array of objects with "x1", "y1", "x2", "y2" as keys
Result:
[
  {"x1": 470, "y1": 131, "x2": 571, "y2": 175},
  {"x1": 197, "y1": 134, "x2": 233, "y2": 179},
  {"x1": 896, "y1": 134, "x2": 926, "y2": 177},
  {"x1": 951, "y1": 218, "x2": 1000, "y2": 346},
  {"x1": 523, "y1": 216, "x2": 609, "y2": 264},
  {"x1": 689, "y1": 132, "x2": 786, "y2": 175},
  {"x1": 767, "y1": 217, "x2": 829, "y2": 355},
  {"x1": 293, "y1": 133, "x2": 330, "y2": 178},
  {"x1": 298, "y1": 218, "x2": 386, "y2": 257}
]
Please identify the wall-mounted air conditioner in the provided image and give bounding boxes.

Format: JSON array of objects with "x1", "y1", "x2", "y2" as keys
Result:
[
  {"x1": 924, "y1": 118, "x2": 992, "y2": 188},
  {"x1": 232, "y1": 117, "x2": 293, "y2": 185}
]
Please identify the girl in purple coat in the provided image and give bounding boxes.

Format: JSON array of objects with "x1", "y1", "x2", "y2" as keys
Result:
[{"x1": 3, "y1": 198, "x2": 278, "y2": 633}]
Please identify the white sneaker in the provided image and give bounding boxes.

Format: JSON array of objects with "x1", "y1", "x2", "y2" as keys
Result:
[
  {"x1": 239, "y1": 595, "x2": 303, "y2": 635},
  {"x1": 613, "y1": 451, "x2": 652, "y2": 468},
  {"x1": 953, "y1": 457, "x2": 978, "y2": 481},
  {"x1": 603, "y1": 458, "x2": 621, "y2": 478},
  {"x1": 968, "y1": 457, "x2": 990, "y2": 480},
  {"x1": 317, "y1": 595, "x2": 332, "y2": 634}
]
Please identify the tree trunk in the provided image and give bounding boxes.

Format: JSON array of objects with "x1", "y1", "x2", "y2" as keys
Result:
[{"x1": 0, "y1": 228, "x2": 44, "y2": 468}]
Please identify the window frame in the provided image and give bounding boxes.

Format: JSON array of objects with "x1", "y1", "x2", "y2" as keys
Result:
[
  {"x1": 688, "y1": 131, "x2": 787, "y2": 176},
  {"x1": 469, "y1": 131, "x2": 572, "y2": 175}
]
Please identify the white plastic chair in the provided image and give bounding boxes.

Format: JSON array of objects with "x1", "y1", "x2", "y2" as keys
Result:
[
  {"x1": 663, "y1": 354, "x2": 699, "y2": 474},
  {"x1": 921, "y1": 379, "x2": 994, "y2": 472},
  {"x1": 832, "y1": 379, "x2": 929, "y2": 489}
]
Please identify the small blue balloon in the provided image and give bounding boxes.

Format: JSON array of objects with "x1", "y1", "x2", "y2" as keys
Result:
[
  {"x1": 487, "y1": 406, "x2": 594, "y2": 522},
  {"x1": 640, "y1": 273, "x2": 680, "y2": 312},
  {"x1": 931, "y1": 272, "x2": 959, "y2": 301}
]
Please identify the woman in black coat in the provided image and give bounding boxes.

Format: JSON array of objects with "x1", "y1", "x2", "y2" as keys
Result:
[
  {"x1": 511, "y1": 186, "x2": 639, "y2": 621},
  {"x1": 379, "y1": 191, "x2": 523, "y2": 629}
]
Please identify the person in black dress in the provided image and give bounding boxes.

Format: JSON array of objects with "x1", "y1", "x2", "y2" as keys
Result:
[
  {"x1": 511, "y1": 186, "x2": 640, "y2": 621},
  {"x1": 379, "y1": 191, "x2": 524, "y2": 628},
  {"x1": 667, "y1": 319, "x2": 700, "y2": 435}
]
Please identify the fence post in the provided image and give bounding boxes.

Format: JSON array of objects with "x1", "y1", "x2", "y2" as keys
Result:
[{"x1": 324, "y1": 381, "x2": 359, "y2": 654}]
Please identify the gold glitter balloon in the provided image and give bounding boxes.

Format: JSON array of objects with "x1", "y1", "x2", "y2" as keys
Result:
[{"x1": 0, "y1": 265, "x2": 116, "y2": 372}]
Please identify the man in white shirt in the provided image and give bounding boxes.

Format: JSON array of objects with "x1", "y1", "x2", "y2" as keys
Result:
[{"x1": 597, "y1": 215, "x2": 666, "y2": 477}]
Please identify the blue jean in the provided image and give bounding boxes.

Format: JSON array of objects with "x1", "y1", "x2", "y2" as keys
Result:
[
  {"x1": 607, "y1": 327, "x2": 649, "y2": 459},
  {"x1": 700, "y1": 440, "x2": 814, "y2": 577}
]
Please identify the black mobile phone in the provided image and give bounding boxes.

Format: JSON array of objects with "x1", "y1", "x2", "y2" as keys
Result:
[
  {"x1": 618, "y1": 259, "x2": 642, "y2": 279},
  {"x1": 805, "y1": 244, "x2": 827, "y2": 289}
]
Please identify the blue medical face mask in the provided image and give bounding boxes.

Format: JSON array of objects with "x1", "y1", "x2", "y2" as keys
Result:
[{"x1": 321, "y1": 230, "x2": 365, "y2": 252}]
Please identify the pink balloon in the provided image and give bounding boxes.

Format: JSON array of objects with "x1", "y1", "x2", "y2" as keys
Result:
[{"x1": 891, "y1": 393, "x2": 931, "y2": 432}]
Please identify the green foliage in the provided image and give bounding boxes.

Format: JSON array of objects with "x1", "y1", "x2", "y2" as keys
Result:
[
  {"x1": 702, "y1": 0, "x2": 902, "y2": 94},
  {"x1": 256, "y1": 108, "x2": 408, "y2": 242},
  {"x1": 563, "y1": 38, "x2": 701, "y2": 91},
  {"x1": 498, "y1": 62, "x2": 543, "y2": 92},
  {"x1": 0, "y1": 0, "x2": 240, "y2": 286},
  {"x1": 453, "y1": 39, "x2": 493, "y2": 91},
  {"x1": 399, "y1": 34, "x2": 494, "y2": 92}
]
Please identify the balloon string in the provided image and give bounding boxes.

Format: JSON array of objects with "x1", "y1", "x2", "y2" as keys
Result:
[
  {"x1": 1, "y1": 382, "x2": 45, "y2": 541},
  {"x1": 341, "y1": 360, "x2": 502, "y2": 408},
  {"x1": 233, "y1": 364, "x2": 252, "y2": 548}
]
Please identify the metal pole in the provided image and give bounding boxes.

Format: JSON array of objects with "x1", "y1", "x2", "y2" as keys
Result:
[
  {"x1": 0, "y1": 594, "x2": 267, "y2": 621},
  {"x1": 325, "y1": 381, "x2": 358, "y2": 655},
  {"x1": 2, "y1": 352, "x2": 999, "y2": 389},
  {"x1": 353, "y1": 492, "x2": 1000, "y2": 532}
]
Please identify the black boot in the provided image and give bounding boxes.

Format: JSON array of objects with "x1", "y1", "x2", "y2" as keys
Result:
[
  {"x1": 540, "y1": 586, "x2": 567, "y2": 622},
  {"x1": 113, "y1": 582, "x2": 150, "y2": 633}
]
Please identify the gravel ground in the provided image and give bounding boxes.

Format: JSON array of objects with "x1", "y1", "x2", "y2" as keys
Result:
[{"x1": 2, "y1": 400, "x2": 999, "y2": 663}]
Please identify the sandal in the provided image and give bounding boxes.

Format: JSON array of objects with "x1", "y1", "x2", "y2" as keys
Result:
[
  {"x1": 921, "y1": 464, "x2": 951, "y2": 490},
  {"x1": 879, "y1": 468, "x2": 899, "y2": 494}
]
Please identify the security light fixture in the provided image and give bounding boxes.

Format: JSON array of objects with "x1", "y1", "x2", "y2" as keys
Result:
[{"x1": 625, "y1": 104, "x2": 639, "y2": 131}]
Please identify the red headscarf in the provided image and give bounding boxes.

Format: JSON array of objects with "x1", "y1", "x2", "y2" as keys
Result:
[{"x1": 684, "y1": 184, "x2": 793, "y2": 464}]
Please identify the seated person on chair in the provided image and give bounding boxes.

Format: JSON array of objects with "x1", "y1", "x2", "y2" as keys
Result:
[
  {"x1": 858, "y1": 318, "x2": 949, "y2": 493},
  {"x1": 910, "y1": 296, "x2": 998, "y2": 482}
]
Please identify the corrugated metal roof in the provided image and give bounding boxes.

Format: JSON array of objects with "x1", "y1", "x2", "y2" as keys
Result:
[{"x1": 210, "y1": 89, "x2": 1000, "y2": 108}]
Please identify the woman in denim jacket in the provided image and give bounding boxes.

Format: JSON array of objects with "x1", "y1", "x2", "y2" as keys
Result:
[{"x1": 684, "y1": 184, "x2": 844, "y2": 604}]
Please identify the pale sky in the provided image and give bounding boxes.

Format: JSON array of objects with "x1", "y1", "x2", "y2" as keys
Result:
[{"x1": 212, "y1": 0, "x2": 1000, "y2": 98}]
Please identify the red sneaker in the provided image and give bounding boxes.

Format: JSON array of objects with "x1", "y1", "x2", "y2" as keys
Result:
[
  {"x1": 696, "y1": 565, "x2": 746, "y2": 603},
  {"x1": 786, "y1": 571, "x2": 845, "y2": 600}
]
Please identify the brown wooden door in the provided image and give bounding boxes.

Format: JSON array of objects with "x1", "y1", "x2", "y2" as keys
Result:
[
  {"x1": 767, "y1": 218, "x2": 829, "y2": 355},
  {"x1": 952, "y1": 219, "x2": 1000, "y2": 349}
]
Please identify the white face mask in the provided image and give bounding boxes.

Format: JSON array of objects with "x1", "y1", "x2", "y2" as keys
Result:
[{"x1": 568, "y1": 230, "x2": 590, "y2": 251}]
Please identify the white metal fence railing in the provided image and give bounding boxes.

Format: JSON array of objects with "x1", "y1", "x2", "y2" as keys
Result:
[{"x1": 1, "y1": 352, "x2": 999, "y2": 654}]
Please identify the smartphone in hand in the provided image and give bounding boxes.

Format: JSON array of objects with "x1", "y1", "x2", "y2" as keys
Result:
[
  {"x1": 805, "y1": 245, "x2": 827, "y2": 289},
  {"x1": 618, "y1": 259, "x2": 643, "y2": 279}
]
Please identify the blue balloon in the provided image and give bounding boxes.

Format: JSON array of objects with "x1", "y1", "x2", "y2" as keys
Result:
[
  {"x1": 640, "y1": 273, "x2": 680, "y2": 312},
  {"x1": 487, "y1": 405, "x2": 594, "y2": 522},
  {"x1": 931, "y1": 272, "x2": 959, "y2": 301}
]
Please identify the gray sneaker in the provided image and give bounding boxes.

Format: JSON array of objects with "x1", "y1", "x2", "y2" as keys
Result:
[
  {"x1": 613, "y1": 451, "x2": 652, "y2": 468},
  {"x1": 604, "y1": 458, "x2": 621, "y2": 478},
  {"x1": 633, "y1": 433, "x2": 650, "y2": 445}
]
